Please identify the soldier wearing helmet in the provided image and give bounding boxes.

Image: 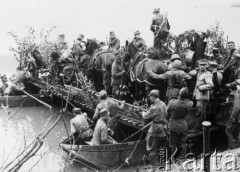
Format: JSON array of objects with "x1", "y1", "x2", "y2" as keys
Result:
[
  {"x1": 189, "y1": 59, "x2": 214, "y2": 133},
  {"x1": 168, "y1": 54, "x2": 181, "y2": 70},
  {"x1": 108, "y1": 31, "x2": 120, "y2": 51},
  {"x1": 132, "y1": 30, "x2": 147, "y2": 51},
  {"x1": 150, "y1": 60, "x2": 192, "y2": 103}
]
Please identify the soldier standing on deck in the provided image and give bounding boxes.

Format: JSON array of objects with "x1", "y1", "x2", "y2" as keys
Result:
[
  {"x1": 93, "y1": 90, "x2": 125, "y2": 130},
  {"x1": 132, "y1": 30, "x2": 147, "y2": 51},
  {"x1": 151, "y1": 60, "x2": 192, "y2": 104},
  {"x1": 189, "y1": 59, "x2": 213, "y2": 133},
  {"x1": 167, "y1": 87, "x2": 193, "y2": 163},
  {"x1": 150, "y1": 8, "x2": 170, "y2": 52},
  {"x1": 142, "y1": 90, "x2": 168, "y2": 170},
  {"x1": 207, "y1": 61, "x2": 223, "y2": 122},
  {"x1": 111, "y1": 51, "x2": 125, "y2": 98}
]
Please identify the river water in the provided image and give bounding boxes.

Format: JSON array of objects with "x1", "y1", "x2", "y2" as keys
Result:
[{"x1": 0, "y1": 106, "x2": 88, "y2": 172}]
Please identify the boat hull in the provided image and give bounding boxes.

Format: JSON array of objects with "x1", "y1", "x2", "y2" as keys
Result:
[
  {"x1": 60, "y1": 137, "x2": 147, "y2": 170},
  {"x1": 0, "y1": 94, "x2": 42, "y2": 107}
]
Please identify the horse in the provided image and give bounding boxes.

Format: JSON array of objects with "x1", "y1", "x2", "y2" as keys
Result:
[{"x1": 124, "y1": 41, "x2": 167, "y2": 100}]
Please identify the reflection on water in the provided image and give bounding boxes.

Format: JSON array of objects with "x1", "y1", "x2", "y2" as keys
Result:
[{"x1": 0, "y1": 106, "x2": 88, "y2": 172}]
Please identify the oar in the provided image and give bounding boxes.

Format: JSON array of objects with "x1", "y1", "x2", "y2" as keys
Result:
[
  {"x1": 120, "y1": 122, "x2": 152, "y2": 143},
  {"x1": 23, "y1": 90, "x2": 52, "y2": 110}
]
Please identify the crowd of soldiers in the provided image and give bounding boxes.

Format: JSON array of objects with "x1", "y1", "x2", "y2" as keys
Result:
[
  {"x1": 68, "y1": 8, "x2": 240, "y2": 170},
  {"x1": 2, "y1": 7, "x2": 240, "y2": 170}
]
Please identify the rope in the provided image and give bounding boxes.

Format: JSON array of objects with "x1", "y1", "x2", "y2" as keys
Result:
[{"x1": 115, "y1": 130, "x2": 144, "y2": 171}]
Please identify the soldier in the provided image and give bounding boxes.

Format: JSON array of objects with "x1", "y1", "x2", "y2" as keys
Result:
[
  {"x1": 72, "y1": 34, "x2": 85, "y2": 58},
  {"x1": 111, "y1": 51, "x2": 125, "y2": 98},
  {"x1": 225, "y1": 54, "x2": 240, "y2": 89},
  {"x1": 152, "y1": 60, "x2": 192, "y2": 103},
  {"x1": 132, "y1": 30, "x2": 147, "y2": 51},
  {"x1": 93, "y1": 90, "x2": 125, "y2": 130},
  {"x1": 150, "y1": 8, "x2": 170, "y2": 52},
  {"x1": 211, "y1": 48, "x2": 224, "y2": 67},
  {"x1": 168, "y1": 54, "x2": 181, "y2": 70},
  {"x1": 225, "y1": 86, "x2": 240, "y2": 149},
  {"x1": 189, "y1": 59, "x2": 214, "y2": 133},
  {"x1": 224, "y1": 41, "x2": 239, "y2": 70},
  {"x1": 142, "y1": 89, "x2": 168, "y2": 170},
  {"x1": 92, "y1": 108, "x2": 117, "y2": 145},
  {"x1": 0, "y1": 74, "x2": 8, "y2": 96},
  {"x1": 167, "y1": 87, "x2": 193, "y2": 163},
  {"x1": 207, "y1": 61, "x2": 223, "y2": 122},
  {"x1": 70, "y1": 108, "x2": 93, "y2": 143},
  {"x1": 108, "y1": 31, "x2": 120, "y2": 51}
]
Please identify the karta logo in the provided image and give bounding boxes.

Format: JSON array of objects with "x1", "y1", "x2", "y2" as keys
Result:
[{"x1": 157, "y1": 148, "x2": 239, "y2": 171}]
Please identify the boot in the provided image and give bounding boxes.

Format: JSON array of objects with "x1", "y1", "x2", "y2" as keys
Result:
[{"x1": 227, "y1": 135, "x2": 235, "y2": 149}]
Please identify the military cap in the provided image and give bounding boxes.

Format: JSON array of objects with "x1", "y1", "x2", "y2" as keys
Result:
[
  {"x1": 98, "y1": 90, "x2": 107, "y2": 99},
  {"x1": 179, "y1": 87, "x2": 189, "y2": 99},
  {"x1": 73, "y1": 108, "x2": 81, "y2": 113},
  {"x1": 134, "y1": 30, "x2": 141, "y2": 35},
  {"x1": 110, "y1": 31, "x2": 115, "y2": 36},
  {"x1": 208, "y1": 61, "x2": 219, "y2": 67},
  {"x1": 198, "y1": 59, "x2": 208, "y2": 65},
  {"x1": 149, "y1": 89, "x2": 159, "y2": 98},
  {"x1": 77, "y1": 34, "x2": 84, "y2": 40},
  {"x1": 153, "y1": 8, "x2": 160, "y2": 14},
  {"x1": 100, "y1": 108, "x2": 110, "y2": 117}
]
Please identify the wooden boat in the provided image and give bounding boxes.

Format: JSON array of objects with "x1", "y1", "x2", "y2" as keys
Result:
[
  {"x1": 60, "y1": 136, "x2": 147, "y2": 170},
  {"x1": 0, "y1": 94, "x2": 42, "y2": 107}
]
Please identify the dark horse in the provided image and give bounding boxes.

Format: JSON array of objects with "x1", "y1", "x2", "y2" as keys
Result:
[
  {"x1": 79, "y1": 39, "x2": 116, "y2": 94},
  {"x1": 124, "y1": 41, "x2": 167, "y2": 100}
]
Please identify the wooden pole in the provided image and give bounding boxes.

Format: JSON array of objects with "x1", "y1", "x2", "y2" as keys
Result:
[
  {"x1": 23, "y1": 90, "x2": 52, "y2": 110},
  {"x1": 120, "y1": 122, "x2": 152, "y2": 143},
  {"x1": 202, "y1": 121, "x2": 211, "y2": 172}
]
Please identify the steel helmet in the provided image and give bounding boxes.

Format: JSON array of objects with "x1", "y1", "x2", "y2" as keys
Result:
[
  {"x1": 171, "y1": 54, "x2": 180, "y2": 61},
  {"x1": 172, "y1": 60, "x2": 182, "y2": 68}
]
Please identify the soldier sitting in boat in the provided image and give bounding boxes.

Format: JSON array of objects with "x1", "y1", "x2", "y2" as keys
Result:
[
  {"x1": 0, "y1": 74, "x2": 8, "y2": 96},
  {"x1": 4, "y1": 70, "x2": 25, "y2": 96},
  {"x1": 70, "y1": 108, "x2": 93, "y2": 143},
  {"x1": 93, "y1": 90, "x2": 125, "y2": 130},
  {"x1": 92, "y1": 108, "x2": 117, "y2": 145}
]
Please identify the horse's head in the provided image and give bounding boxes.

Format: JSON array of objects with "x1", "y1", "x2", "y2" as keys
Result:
[{"x1": 85, "y1": 39, "x2": 100, "y2": 56}]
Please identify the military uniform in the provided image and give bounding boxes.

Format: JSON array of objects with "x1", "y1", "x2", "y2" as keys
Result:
[
  {"x1": 225, "y1": 91, "x2": 240, "y2": 149},
  {"x1": 111, "y1": 60, "x2": 124, "y2": 98},
  {"x1": 92, "y1": 118, "x2": 113, "y2": 145},
  {"x1": 167, "y1": 97, "x2": 193, "y2": 161},
  {"x1": 72, "y1": 42, "x2": 84, "y2": 57},
  {"x1": 150, "y1": 9, "x2": 170, "y2": 51},
  {"x1": 93, "y1": 98, "x2": 123, "y2": 130},
  {"x1": 192, "y1": 70, "x2": 213, "y2": 131},
  {"x1": 153, "y1": 69, "x2": 191, "y2": 103},
  {"x1": 132, "y1": 37, "x2": 147, "y2": 51},
  {"x1": 109, "y1": 37, "x2": 120, "y2": 51},
  {"x1": 208, "y1": 62, "x2": 223, "y2": 122},
  {"x1": 142, "y1": 93, "x2": 168, "y2": 168},
  {"x1": 70, "y1": 113, "x2": 93, "y2": 140}
]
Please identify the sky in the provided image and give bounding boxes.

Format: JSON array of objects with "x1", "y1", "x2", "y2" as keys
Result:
[{"x1": 0, "y1": 0, "x2": 240, "y2": 57}]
